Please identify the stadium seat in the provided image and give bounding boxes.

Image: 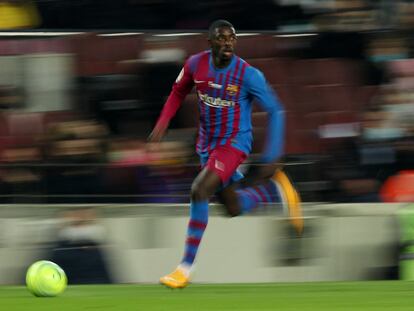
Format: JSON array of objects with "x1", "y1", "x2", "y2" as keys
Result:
[
  {"x1": 236, "y1": 35, "x2": 278, "y2": 59},
  {"x1": 7, "y1": 112, "x2": 44, "y2": 137},
  {"x1": 291, "y1": 58, "x2": 363, "y2": 87},
  {"x1": 248, "y1": 58, "x2": 293, "y2": 85}
]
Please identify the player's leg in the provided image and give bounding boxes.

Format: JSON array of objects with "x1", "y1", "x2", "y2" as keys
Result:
[
  {"x1": 160, "y1": 145, "x2": 247, "y2": 288},
  {"x1": 216, "y1": 183, "x2": 240, "y2": 216},
  {"x1": 181, "y1": 168, "x2": 221, "y2": 268},
  {"x1": 218, "y1": 167, "x2": 304, "y2": 236},
  {"x1": 160, "y1": 167, "x2": 221, "y2": 289},
  {"x1": 218, "y1": 177, "x2": 278, "y2": 216},
  {"x1": 217, "y1": 161, "x2": 276, "y2": 216}
]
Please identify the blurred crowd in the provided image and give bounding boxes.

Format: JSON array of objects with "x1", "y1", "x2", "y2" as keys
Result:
[
  {"x1": 0, "y1": 2, "x2": 412, "y2": 204},
  {"x1": 0, "y1": 115, "x2": 196, "y2": 203},
  {"x1": 2, "y1": 0, "x2": 414, "y2": 31}
]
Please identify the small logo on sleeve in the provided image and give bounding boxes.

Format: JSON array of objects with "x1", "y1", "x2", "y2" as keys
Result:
[{"x1": 176, "y1": 68, "x2": 184, "y2": 83}]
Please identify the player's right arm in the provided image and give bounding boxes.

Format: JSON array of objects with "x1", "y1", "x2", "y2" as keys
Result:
[{"x1": 148, "y1": 61, "x2": 194, "y2": 142}]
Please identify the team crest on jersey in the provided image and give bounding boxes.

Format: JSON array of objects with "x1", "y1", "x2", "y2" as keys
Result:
[{"x1": 226, "y1": 84, "x2": 239, "y2": 96}]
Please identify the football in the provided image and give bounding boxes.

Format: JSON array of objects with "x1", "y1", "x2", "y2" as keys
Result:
[{"x1": 26, "y1": 260, "x2": 67, "y2": 297}]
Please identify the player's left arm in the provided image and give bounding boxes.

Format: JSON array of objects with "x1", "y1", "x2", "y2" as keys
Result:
[{"x1": 245, "y1": 66, "x2": 285, "y2": 164}]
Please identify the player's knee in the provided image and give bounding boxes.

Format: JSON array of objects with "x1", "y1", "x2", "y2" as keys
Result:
[
  {"x1": 191, "y1": 182, "x2": 208, "y2": 201},
  {"x1": 216, "y1": 187, "x2": 241, "y2": 217}
]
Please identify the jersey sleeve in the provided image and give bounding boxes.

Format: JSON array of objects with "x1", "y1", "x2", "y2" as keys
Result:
[
  {"x1": 155, "y1": 59, "x2": 195, "y2": 127},
  {"x1": 245, "y1": 66, "x2": 285, "y2": 163}
]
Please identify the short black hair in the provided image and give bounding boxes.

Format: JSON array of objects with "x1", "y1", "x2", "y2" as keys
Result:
[{"x1": 208, "y1": 20, "x2": 235, "y2": 39}]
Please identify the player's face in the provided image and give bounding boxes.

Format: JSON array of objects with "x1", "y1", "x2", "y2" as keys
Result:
[{"x1": 210, "y1": 26, "x2": 237, "y2": 64}]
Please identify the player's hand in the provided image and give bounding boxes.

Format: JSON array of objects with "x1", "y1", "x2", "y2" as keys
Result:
[{"x1": 148, "y1": 123, "x2": 168, "y2": 143}]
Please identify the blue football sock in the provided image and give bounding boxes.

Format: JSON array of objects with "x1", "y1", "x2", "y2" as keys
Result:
[
  {"x1": 236, "y1": 180, "x2": 278, "y2": 214},
  {"x1": 181, "y1": 200, "x2": 209, "y2": 266}
]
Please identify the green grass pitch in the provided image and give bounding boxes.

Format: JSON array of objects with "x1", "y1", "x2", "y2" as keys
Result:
[{"x1": 2, "y1": 281, "x2": 414, "y2": 311}]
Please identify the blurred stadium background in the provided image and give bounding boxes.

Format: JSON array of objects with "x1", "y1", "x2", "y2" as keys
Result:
[{"x1": 0, "y1": 0, "x2": 413, "y2": 297}]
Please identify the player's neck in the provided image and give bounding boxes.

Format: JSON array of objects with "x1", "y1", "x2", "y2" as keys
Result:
[{"x1": 213, "y1": 55, "x2": 232, "y2": 69}]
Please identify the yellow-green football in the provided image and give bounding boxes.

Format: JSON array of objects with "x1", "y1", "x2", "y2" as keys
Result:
[{"x1": 26, "y1": 260, "x2": 67, "y2": 297}]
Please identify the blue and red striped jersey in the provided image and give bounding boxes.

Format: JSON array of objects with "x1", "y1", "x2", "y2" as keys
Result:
[{"x1": 156, "y1": 50, "x2": 285, "y2": 163}]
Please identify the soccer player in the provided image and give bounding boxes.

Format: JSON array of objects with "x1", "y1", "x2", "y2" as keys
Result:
[{"x1": 149, "y1": 20, "x2": 303, "y2": 288}]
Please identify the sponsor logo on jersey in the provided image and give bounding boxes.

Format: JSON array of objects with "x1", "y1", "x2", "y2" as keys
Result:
[
  {"x1": 198, "y1": 91, "x2": 235, "y2": 108},
  {"x1": 226, "y1": 84, "x2": 239, "y2": 96}
]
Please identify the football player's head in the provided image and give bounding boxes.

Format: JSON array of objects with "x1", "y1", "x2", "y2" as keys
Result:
[{"x1": 208, "y1": 20, "x2": 237, "y2": 64}]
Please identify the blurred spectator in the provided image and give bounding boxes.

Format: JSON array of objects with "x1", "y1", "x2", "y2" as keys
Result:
[
  {"x1": 0, "y1": 144, "x2": 42, "y2": 203},
  {"x1": 49, "y1": 207, "x2": 112, "y2": 284},
  {"x1": 313, "y1": 0, "x2": 379, "y2": 31},
  {"x1": 137, "y1": 39, "x2": 186, "y2": 129},
  {"x1": 381, "y1": 170, "x2": 414, "y2": 203},
  {"x1": 356, "y1": 105, "x2": 398, "y2": 188},
  {"x1": 321, "y1": 144, "x2": 382, "y2": 203},
  {"x1": 367, "y1": 35, "x2": 409, "y2": 64},
  {"x1": 81, "y1": 74, "x2": 141, "y2": 136},
  {"x1": 42, "y1": 119, "x2": 108, "y2": 203},
  {"x1": 361, "y1": 103, "x2": 406, "y2": 142},
  {"x1": 397, "y1": 203, "x2": 414, "y2": 280},
  {"x1": 397, "y1": 0, "x2": 414, "y2": 29},
  {"x1": 105, "y1": 137, "x2": 194, "y2": 203},
  {"x1": 0, "y1": 86, "x2": 22, "y2": 110}
]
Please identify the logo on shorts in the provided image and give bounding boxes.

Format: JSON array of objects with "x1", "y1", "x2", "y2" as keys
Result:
[{"x1": 215, "y1": 160, "x2": 225, "y2": 171}]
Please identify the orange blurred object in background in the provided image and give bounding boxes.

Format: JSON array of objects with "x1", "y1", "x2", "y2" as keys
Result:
[{"x1": 381, "y1": 170, "x2": 414, "y2": 202}]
